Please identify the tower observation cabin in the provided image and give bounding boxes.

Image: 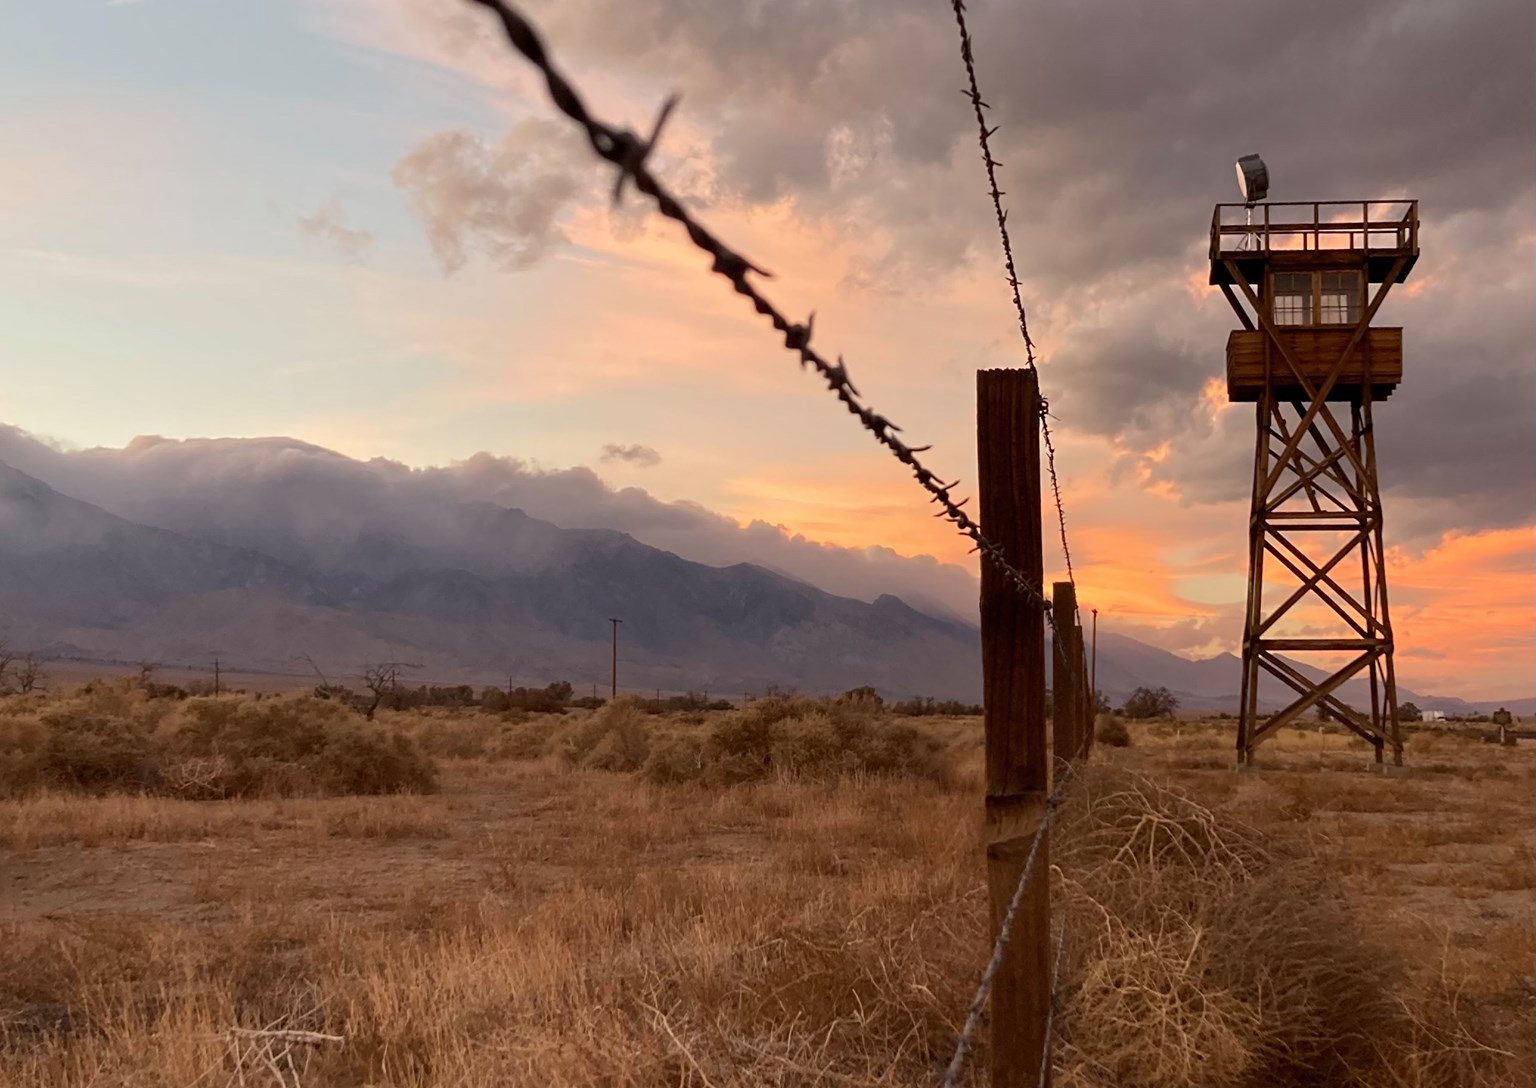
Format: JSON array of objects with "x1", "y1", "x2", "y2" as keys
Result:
[{"x1": 1212, "y1": 155, "x2": 1419, "y2": 768}]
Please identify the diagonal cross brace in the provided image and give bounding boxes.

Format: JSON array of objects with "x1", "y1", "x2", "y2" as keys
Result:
[
  {"x1": 1251, "y1": 649, "x2": 1377, "y2": 742},
  {"x1": 1259, "y1": 527, "x2": 1378, "y2": 638},
  {"x1": 1257, "y1": 256, "x2": 1407, "y2": 494},
  {"x1": 1220, "y1": 261, "x2": 1372, "y2": 482}
]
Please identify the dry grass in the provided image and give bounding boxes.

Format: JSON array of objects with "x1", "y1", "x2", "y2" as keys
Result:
[{"x1": 0, "y1": 703, "x2": 1529, "y2": 1087}]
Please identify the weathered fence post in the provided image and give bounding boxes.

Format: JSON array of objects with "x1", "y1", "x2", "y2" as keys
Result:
[
  {"x1": 1076, "y1": 622, "x2": 1091, "y2": 759},
  {"x1": 977, "y1": 368, "x2": 1049, "y2": 1088},
  {"x1": 1051, "y1": 581, "x2": 1079, "y2": 775}
]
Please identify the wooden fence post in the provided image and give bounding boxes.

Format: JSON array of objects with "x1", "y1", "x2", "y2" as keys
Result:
[
  {"x1": 1051, "y1": 581, "x2": 1078, "y2": 776},
  {"x1": 977, "y1": 368, "x2": 1049, "y2": 1088},
  {"x1": 1076, "y1": 623, "x2": 1091, "y2": 759}
]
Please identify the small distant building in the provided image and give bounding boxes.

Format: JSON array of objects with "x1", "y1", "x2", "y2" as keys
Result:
[{"x1": 1420, "y1": 709, "x2": 1446, "y2": 722}]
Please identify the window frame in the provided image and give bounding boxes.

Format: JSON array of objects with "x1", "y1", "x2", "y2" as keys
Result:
[{"x1": 1266, "y1": 267, "x2": 1365, "y2": 328}]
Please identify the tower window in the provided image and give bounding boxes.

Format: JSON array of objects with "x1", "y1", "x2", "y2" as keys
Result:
[
  {"x1": 1320, "y1": 270, "x2": 1362, "y2": 325},
  {"x1": 1273, "y1": 272, "x2": 1311, "y2": 326}
]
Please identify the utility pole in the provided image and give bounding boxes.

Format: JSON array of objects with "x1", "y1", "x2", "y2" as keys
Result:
[
  {"x1": 608, "y1": 618, "x2": 622, "y2": 700},
  {"x1": 213, "y1": 655, "x2": 221, "y2": 696}
]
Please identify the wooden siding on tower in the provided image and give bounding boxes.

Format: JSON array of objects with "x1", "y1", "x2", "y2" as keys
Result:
[{"x1": 1226, "y1": 327, "x2": 1402, "y2": 402}]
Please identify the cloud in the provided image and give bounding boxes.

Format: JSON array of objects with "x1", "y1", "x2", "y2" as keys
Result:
[
  {"x1": 392, "y1": 119, "x2": 583, "y2": 273},
  {"x1": 599, "y1": 443, "x2": 661, "y2": 467},
  {"x1": 422, "y1": 0, "x2": 1531, "y2": 546},
  {"x1": 298, "y1": 200, "x2": 374, "y2": 262},
  {"x1": 0, "y1": 424, "x2": 980, "y2": 621}
]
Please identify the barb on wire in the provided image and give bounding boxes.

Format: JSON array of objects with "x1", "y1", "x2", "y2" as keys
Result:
[
  {"x1": 940, "y1": 755, "x2": 1080, "y2": 1088},
  {"x1": 949, "y1": 0, "x2": 1077, "y2": 595},
  {"x1": 464, "y1": 0, "x2": 1054, "y2": 616}
]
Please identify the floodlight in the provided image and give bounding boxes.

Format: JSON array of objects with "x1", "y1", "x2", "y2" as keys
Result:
[{"x1": 1236, "y1": 154, "x2": 1269, "y2": 203}]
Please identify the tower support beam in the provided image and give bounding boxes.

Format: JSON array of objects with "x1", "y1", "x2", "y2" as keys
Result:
[{"x1": 1212, "y1": 200, "x2": 1415, "y2": 768}]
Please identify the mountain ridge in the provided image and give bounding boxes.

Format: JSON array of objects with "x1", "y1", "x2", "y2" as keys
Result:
[{"x1": 0, "y1": 456, "x2": 1513, "y2": 711}]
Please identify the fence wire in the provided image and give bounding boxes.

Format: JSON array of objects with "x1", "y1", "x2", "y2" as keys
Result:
[
  {"x1": 945, "y1": 5, "x2": 1091, "y2": 1081},
  {"x1": 948, "y1": 0, "x2": 1078, "y2": 593},
  {"x1": 939, "y1": 753, "x2": 1077, "y2": 1088}
]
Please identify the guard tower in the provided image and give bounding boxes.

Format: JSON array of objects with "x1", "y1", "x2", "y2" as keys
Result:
[{"x1": 1210, "y1": 159, "x2": 1419, "y2": 766}]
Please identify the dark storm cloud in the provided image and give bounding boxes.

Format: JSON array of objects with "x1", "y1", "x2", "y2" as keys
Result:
[{"x1": 410, "y1": 0, "x2": 1533, "y2": 539}]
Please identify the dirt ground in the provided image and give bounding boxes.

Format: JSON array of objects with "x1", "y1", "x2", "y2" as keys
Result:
[{"x1": 1, "y1": 713, "x2": 1531, "y2": 1086}]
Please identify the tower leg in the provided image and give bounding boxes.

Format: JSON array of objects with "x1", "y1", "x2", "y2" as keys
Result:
[{"x1": 1236, "y1": 396, "x2": 1271, "y2": 767}]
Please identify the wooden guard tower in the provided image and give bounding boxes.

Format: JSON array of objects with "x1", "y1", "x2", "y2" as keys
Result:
[{"x1": 1209, "y1": 194, "x2": 1419, "y2": 766}]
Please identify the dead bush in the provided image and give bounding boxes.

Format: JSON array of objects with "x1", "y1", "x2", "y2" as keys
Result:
[
  {"x1": 563, "y1": 699, "x2": 652, "y2": 772},
  {"x1": 1052, "y1": 768, "x2": 1510, "y2": 1088},
  {"x1": 1095, "y1": 714, "x2": 1131, "y2": 747},
  {"x1": 702, "y1": 697, "x2": 948, "y2": 786},
  {"x1": 0, "y1": 691, "x2": 435, "y2": 799},
  {"x1": 641, "y1": 734, "x2": 706, "y2": 785}
]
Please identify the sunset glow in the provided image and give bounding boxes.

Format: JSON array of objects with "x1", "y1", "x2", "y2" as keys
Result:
[{"x1": 0, "y1": 0, "x2": 1530, "y2": 701}]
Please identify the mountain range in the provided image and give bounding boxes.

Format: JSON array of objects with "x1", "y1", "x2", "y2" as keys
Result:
[{"x1": 0, "y1": 456, "x2": 1520, "y2": 714}]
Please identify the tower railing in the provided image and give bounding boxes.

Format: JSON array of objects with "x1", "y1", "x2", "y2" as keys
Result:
[{"x1": 1210, "y1": 200, "x2": 1419, "y2": 259}]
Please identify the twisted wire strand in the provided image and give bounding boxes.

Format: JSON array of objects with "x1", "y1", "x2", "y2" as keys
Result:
[
  {"x1": 948, "y1": 0, "x2": 1078, "y2": 592},
  {"x1": 941, "y1": 734, "x2": 1090, "y2": 1088},
  {"x1": 1037, "y1": 914, "x2": 1069, "y2": 1087},
  {"x1": 940, "y1": 751, "x2": 1080, "y2": 1088},
  {"x1": 465, "y1": 0, "x2": 1053, "y2": 616}
]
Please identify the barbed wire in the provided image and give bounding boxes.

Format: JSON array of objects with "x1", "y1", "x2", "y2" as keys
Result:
[
  {"x1": 464, "y1": 0, "x2": 1055, "y2": 618},
  {"x1": 943, "y1": 12, "x2": 1088, "y2": 1073},
  {"x1": 948, "y1": 0, "x2": 1078, "y2": 592}
]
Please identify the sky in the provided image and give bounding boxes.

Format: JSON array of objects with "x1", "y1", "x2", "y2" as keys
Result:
[{"x1": 0, "y1": 0, "x2": 1532, "y2": 699}]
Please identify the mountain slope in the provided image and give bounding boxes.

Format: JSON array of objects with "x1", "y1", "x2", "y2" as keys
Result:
[
  {"x1": 0, "y1": 461, "x2": 325, "y2": 626},
  {"x1": 0, "y1": 458, "x2": 982, "y2": 697},
  {"x1": 0, "y1": 457, "x2": 1507, "y2": 710}
]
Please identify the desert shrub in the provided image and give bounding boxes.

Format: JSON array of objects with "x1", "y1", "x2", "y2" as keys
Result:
[
  {"x1": 0, "y1": 690, "x2": 435, "y2": 799},
  {"x1": 889, "y1": 695, "x2": 985, "y2": 716},
  {"x1": 492, "y1": 720, "x2": 556, "y2": 760},
  {"x1": 42, "y1": 716, "x2": 162, "y2": 794},
  {"x1": 641, "y1": 733, "x2": 706, "y2": 785},
  {"x1": 701, "y1": 696, "x2": 947, "y2": 786},
  {"x1": 1096, "y1": 714, "x2": 1131, "y2": 747},
  {"x1": 163, "y1": 696, "x2": 436, "y2": 797},
  {"x1": 1123, "y1": 686, "x2": 1179, "y2": 720},
  {"x1": 562, "y1": 699, "x2": 652, "y2": 772},
  {"x1": 835, "y1": 686, "x2": 885, "y2": 712}
]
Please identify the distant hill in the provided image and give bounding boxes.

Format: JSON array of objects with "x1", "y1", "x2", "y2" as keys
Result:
[
  {"x1": 0, "y1": 456, "x2": 1515, "y2": 711},
  {"x1": 0, "y1": 458, "x2": 981, "y2": 698}
]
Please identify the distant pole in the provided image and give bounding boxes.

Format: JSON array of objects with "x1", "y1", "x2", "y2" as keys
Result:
[
  {"x1": 608, "y1": 618, "x2": 622, "y2": 699},
  {"x1": 1090, "y1": 609, "x2": 1099, "y2": 716},
  {"x1": 977, "y1": 368, "x2": 1049, "y2": 1088},
  {"x1": 1051, "y1": 581, "x2": 1079, "y2": 772},
  {"x1": 213, "y1": 656, "x2": 221, "y2": 696}
]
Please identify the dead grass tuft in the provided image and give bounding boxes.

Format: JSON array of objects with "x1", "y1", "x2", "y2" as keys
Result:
[{"x1": 1052, "y1": 767, "x2": 1518, "y2": 1088}]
